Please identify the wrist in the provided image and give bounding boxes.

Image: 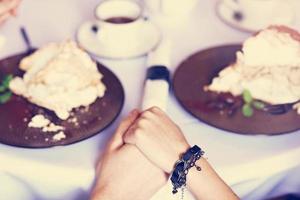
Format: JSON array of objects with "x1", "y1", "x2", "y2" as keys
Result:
[{"x1": 186, "y1": 158, "x2": 206, "y2": 186}]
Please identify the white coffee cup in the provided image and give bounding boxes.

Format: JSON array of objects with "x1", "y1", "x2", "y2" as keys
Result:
[
  {"x1": 94, "y1": 0, "x2": 146, "y2": 47},
  {"x1": 223, "y1": 0, "x2": 294, "y2": 28}
]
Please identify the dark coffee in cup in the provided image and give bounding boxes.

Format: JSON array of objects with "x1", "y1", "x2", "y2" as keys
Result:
[
  {"x1": 95, "y1": 0, "x2": 142, "y2": 25},
  {"x1": 105, "y1": 17, "x2": 136, "y2": 24}
]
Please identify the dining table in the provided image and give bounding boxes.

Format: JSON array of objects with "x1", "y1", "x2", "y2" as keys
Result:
[{"x1": 0, "y1": 0, "x2": 300, "y2": 199}]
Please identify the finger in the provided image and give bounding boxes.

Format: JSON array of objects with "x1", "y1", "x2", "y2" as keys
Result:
[
  {"x1": 144, "y1": 107, "x2": 181, "y2": 135},
  {"x1": 115, "y1": 109, "x2": 140, "y2": 137},
  {"x1": 148, "y1": 106, "x2": 165, "y2": 116},
  {"x1": 140, "y1": 109, "x2": 156, "y2": 121},
  {"x1": 123, "y1": 115, "x2": 155, "y2": 143},
  {"x1": 142, "y1": 107, "x2": 165, "y2": 119},
  {"x1": 141, "y1": 107, "x2": 170, "y2": 126},
  {"x1": 123, "y1": 123, "x2": 140, "y2": 145},
  {"x1": 149, "y1": 106, "x2": 176, "y2": 124},
  {"x1": 108, "y1": 109, "x2": 140, "y2": 151}
]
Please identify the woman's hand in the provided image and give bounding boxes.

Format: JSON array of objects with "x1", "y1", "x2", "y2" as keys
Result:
[
  {"x1": 123, "y1": 107, "x2": 190, "y2": 173},
  {"x1": 91, "y1": 110, "x2": 168, "y2": 200},
  {"x1": 123, "y1": 108, "x2": 239, "y2": 200},
  {"x1": 0, "y1": 0, "x2": 21, "y2": 25}
]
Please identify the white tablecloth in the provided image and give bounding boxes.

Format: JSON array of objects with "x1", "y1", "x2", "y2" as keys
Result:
[{"x1": 0, "y1": 0, "x2": 300, "y2": 200}]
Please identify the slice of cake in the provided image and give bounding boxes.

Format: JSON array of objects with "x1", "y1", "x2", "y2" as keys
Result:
[
  {"x1": 207, "y1": 26, "x2": 300, "y2": 113},
  {"x1": 9, "y1": 40, "x2": 106, "y2": 120}
]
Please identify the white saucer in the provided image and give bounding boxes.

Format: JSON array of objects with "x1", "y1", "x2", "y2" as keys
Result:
[
  {"x1": 76, "y1": 20, "x2": 161, "y2": 59},
  {"x1": 216, "y1": 1, "x2": 294, "y2": 33}
]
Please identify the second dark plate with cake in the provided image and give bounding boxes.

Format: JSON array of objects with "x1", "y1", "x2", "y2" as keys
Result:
[{"x1": 173, "y1": 26, "x2": 300, "y2": 135}]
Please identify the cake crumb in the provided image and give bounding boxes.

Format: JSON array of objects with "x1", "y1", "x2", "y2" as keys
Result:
[
  {"x1": 28, "y1": 114, "x2": 66, "y2": 140},
  {"x1": 53, "y1": 131, "x2": 66, "y2": 141},
  {"x1": 28, "y1": 115, "x2": 64, "y2": 132},
  {"x1": 67, "y1": 117, "x2": 79, "y2": 126},
  {"x1": 28, "y1": 115, "x2": 50, "y2": 128},
  {"x1": 42, "y1": 123, "x2": 64, "y2": 132},
  {"x1": 80, "y1": 106, "x2": 90, "y2": 113},
  {"x1": 71, "y1": 117, "x2": 78, "y2": 123}
]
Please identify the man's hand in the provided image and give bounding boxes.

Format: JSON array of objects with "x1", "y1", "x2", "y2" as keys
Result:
[{"x1": 91, "y1": 110, "x2": 168, "y2": 200}]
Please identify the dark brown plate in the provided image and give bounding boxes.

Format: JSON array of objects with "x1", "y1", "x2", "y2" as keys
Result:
[
  {"x1": 173, "y1": 45, "x2": 300, "y2": 135},
  {"x1": 0, "y1": 52, "x2": 124, "y2": 148}
]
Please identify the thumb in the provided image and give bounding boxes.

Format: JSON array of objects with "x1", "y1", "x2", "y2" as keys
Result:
[{"x1": 108, "y1": 109, "x2": 140, "y2": 151}]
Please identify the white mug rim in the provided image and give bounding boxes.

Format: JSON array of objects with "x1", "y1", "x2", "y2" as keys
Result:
[{"x1": 94, "y1": 0, "x2": 143, "y2": 24}]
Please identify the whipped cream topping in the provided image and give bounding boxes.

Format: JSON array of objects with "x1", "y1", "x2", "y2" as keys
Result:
[
  {"x1": 239, "y1": 29, "x2": 300, "y2": 67},
  {"x1": 10, "y1": 41, "x2": 106, "y2": 119},
  {"x1": 207, "y1": 27, "x2": 300, "y2": 106}
]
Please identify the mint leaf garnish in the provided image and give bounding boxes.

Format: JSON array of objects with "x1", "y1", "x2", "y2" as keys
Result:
[
  {"x1": 242, "y1": 90, "x2": 253, "y2": 104},
  {"x1": 0, "y1": 74, "x2": 14, "y2": 104},
  {"x1": 2, "y1": 74, "x2": 13, "y2": 88},
  {"x1": 252, "y1": 101, "x2": 265, "y2": 110},
  {"x1": 0, "y1": 91, "x2": 12, "y2": 104},
  {"x1": 242, "y1": 104, "x2": 253, "y2": 117},
  {"x1": 0, "y1": 85, "x2": 6, "y2": 93}
]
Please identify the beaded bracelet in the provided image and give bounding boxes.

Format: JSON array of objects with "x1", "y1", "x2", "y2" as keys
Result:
[{"x1": 170, "y1": 145, "x2": 204, "y2": 195}]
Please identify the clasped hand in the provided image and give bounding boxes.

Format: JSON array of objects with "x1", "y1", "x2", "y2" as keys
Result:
[{"x1": 91, "y1": 107, "x2": 190, "y2": 200}]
